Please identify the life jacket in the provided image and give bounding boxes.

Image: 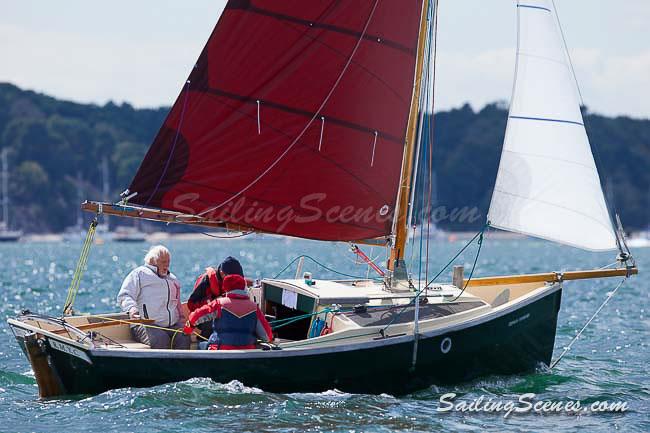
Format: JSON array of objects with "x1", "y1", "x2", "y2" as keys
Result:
[
  {"x1": 187, "y1": 267, "x2": 222, "y2": 312},
  {"x1": 207, "y1": 297, "x2": 258, "y2": 350},
  {"x1": 204, "y1": 267, "x2": 222, "y2": 297},
  {"x1": 189, "y1": 274, "x2": 271, "y2": 350}
]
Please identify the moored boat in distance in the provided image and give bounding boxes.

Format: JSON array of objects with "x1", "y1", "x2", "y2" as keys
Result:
[
  {"x1": 0, "y1": 149, "x2": 21, "y2": 242},
  {"x1": 0, "y1": 223, "x2": 22, "y2": 242},
  {"x1": 7, "y1": 0, "x2": 638, "y2": 397},
  {"x1": 627, "y1": 229, "x2": 650, "y2": 249},
  {"x1": 113, "y1": 226, "x2": 146, "y2": 243}
]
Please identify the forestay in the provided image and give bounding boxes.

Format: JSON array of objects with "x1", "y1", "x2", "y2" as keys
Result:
[{"x1": 488, "y1": 0, "x2": 617, "y2": 251}]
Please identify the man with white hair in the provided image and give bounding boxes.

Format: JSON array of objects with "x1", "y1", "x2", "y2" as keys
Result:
[{"x1": 117, "y1": 245, "x2": 190, "y2": 349}]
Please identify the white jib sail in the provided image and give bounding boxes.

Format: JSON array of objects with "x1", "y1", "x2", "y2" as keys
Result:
[{"x1": 488, "y1": 0, "x2": 617, "y2": 251}]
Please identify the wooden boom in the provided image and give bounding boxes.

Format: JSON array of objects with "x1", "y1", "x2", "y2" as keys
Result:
[
  {"x1": 465, "y1": 267, "x2": 638, "y2": 287},
  {"x1": 81, "y1": 201, "x2": 388, "y2": 246}
]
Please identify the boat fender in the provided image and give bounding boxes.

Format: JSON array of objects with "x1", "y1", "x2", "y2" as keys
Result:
[
  {"x1": 308, "y1": 318, "x2": 325, "y2": 338},
  {"x1": 440, "y1": 337, "x2": 452, "y2": 354}
]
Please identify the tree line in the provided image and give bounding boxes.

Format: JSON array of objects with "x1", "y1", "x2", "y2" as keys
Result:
[{"x1": 0, "y1": 83, "x2": 647, "y2": 233}]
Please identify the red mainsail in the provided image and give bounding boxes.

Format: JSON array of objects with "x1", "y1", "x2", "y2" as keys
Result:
[{"x1": 128, "y1": 0, "x2": 424, "y2": 241}]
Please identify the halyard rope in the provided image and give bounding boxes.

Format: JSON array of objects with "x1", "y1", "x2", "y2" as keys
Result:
[{"x1": 62, "y1": 218, "x2": 98, "y2": 315}]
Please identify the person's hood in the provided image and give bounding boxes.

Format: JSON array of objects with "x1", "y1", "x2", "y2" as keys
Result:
[{"x1": 222, "y1": 274, "x2": 246, "y2": 292}]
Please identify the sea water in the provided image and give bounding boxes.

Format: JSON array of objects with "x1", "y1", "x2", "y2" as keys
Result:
[{"x1": 0, "y1": 236, "x2": 648, "y2": 432}]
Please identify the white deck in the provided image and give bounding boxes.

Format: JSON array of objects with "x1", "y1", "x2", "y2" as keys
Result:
[{"x1": 261, "y1": 278, "x2": 481, "y2": 307}]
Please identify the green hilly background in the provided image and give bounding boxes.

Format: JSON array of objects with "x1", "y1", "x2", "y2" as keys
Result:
[{"x1": 0, "y1": 82, "x2": 647, "y2": 233}]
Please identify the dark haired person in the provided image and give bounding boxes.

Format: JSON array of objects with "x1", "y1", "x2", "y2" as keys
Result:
[
  {"x1": 187, "y1": 256, "x2": 245, "y2": 339},
  {"x1": 184, "y1": 274, "x2": 272, "y2": 350}
]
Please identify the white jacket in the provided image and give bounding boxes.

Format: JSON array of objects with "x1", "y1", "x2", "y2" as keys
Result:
[{"x1": 117, "y1": 264, "x2": 182, "y2": 327}]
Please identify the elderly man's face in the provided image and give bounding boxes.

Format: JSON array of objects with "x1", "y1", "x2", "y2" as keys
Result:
[{"x1": 155, "y1": 254, "x2": 170, "y2": 276}]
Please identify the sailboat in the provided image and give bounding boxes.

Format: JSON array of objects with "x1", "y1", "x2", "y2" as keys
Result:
[
  {"x1": 8, "y1": 0, "x2": 638, "y2": 397},
  {"x1": 112, "y1": 224, "x2": 146, "y2": 242},
  {"x1": 62, "y1": 172, "x2": 89, "y2": 243},
  {"x1": 0, "y1": 148, "x2": 22, "y2": 242}
]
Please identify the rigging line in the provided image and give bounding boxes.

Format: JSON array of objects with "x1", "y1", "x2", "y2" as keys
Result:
[
  {"x1": 178, "y1": 92, "x2": 392, "y2": 204},
  {"x1": 448, "y1": 228, "x2": 484, "y2": 302},
  {"x1": 407, "y1": 225, "x2": 417, "y2": 276},
  {"x1": 145, "y1": 80, "x2": 191, "y2": 207},
  {"x1": 245, "y1": 4, "x2": 414, "y2": 55},
  {"x1": 200, "y1": 231, "x2": 254, "y2": 239},
  {"x1": 598, "y1": 261, "x2": 619, "y2": 270},
  {"x1": 345, "y1": 244, "x2": 385, "y2": 272},
  {"x1": 83, "y1": 314, "x2": 208, "y2": 341},
  {"x1": 425, "y1": 0, "x2": 439, "y2": 285},
  {"x1": 197, "y1": 0, "x2": 382, "y2": 217},
  {"x1": 550, "y1": 277, "x2": 627, "y2": 369},
  {"x1": 366, "y1": 246, "x2": 375, "y2": 279},
  {"x1": 257, "y1": 100, "x2": 261, "y2": 134},
  {"x1": 380, "y1": 223, "x2": 488, "y2": 334},
  {"x1": 486, "y1": 0, "x2": 522, "y2": 220},
  {"x1": 63, "y1": 218, "x2": 98, "y2": 315},
  {"x1": 278, "y1": 16, "x2": 408, "y2": 104},
  {"x1": 176, "y1": 222, "x2": 255, "y2": 239},
  {"x1": 272, "y1": 254, "x2": 381, "y2": 280},
  {"x1": 551, "y1": 0, "x2": 623, "y2": 250},
  {"x1": 417, "y1": 11, "x2": 432, "y2": 287},
  {"x1": 550, "y1": 0, "x2": 583, "y2": 106}
]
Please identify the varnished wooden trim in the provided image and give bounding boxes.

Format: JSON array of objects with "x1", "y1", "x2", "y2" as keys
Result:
[{"x1": 465, "y1": 267, "x2": 638, "y2": 287}]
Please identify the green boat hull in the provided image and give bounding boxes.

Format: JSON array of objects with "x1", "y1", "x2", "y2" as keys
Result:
[{"x1": 12, "y1": 287, "x2": 562, "y2": 396}]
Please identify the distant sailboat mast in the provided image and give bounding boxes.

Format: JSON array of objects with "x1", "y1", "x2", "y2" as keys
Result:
[
  {"x1": 101, "y1": 157, "x2": 110, "y2": 203},
  {"x1": 101, "y1": 156, "x2": 111, "y2": 230},
  {"x1": 1, "y1": 148, "x2": 9, "y2": 228},
  {"x1": 75, "y1": 171, "x2": 84, "y2": 229}
]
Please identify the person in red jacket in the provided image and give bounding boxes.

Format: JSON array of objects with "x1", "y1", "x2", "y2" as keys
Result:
[
  {"x1": 184, "y1": 274, "x2": 272, "y2": 350},
  {"x1": 187, "y1": 256, "x2": 244, "y2": 312},
  {"x1": 187, "y1": 256, "x2": 249, "y2": 339}
]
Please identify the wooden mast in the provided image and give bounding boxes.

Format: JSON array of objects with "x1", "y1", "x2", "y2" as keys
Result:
[{"x1": 389, "y1": 0, "x2": 430, "y2": 275}]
